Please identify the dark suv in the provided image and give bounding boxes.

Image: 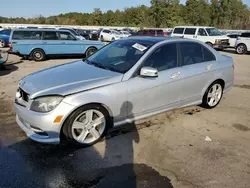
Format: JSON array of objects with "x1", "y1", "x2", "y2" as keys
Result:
[{"x1": 133, "y1": 29, "x2": 167, "y2": 37}]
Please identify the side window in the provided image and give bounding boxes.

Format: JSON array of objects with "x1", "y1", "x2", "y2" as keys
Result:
[
  {"x1": 143, "y1": 43, "x2": 178, "y2": 71},
  {"x1": 59, "y1": 31, "x2": 75, "y2": 40},
  {"x1": 43, "y1": 31, "x2": 59, "y2": 40},
  {"x1": 12, "y1": 31, "x2": 42, "y2": 40},
  {"x1": 184, "y1": 28, "x2": 196, "y2": 35},
  {"x1": 180, "y1": 42, "x2": 203, "y2": 66},
  {"x1": 149, "y1": 30, "x2": 155, "y2": 35},
  {"x1": 198, "y1": 28, "x2": 207, "y2": 36},
  {"x1": 241, "y1": 33, "x2": 250, "y2": 38},
  {"x1": 173, "y1": 28, "x2": 184, "y2": 34},
  {"x1": 202, "y1": 46, "x2": 216, "y2": 62},
  {"x1": 143, "y1": 30, "x2": 148, "y2": 35}
]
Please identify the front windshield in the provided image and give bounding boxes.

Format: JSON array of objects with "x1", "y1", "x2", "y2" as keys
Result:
[
  {"x1": 86, "y1": 40, "x2": 152, "y2": 74},
  {"x1": 205, "y1": 28, "x2": 222, "y2": 36}
]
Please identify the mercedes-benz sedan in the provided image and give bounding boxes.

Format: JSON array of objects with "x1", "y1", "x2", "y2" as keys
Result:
[{"x1": 14, "y1": 37, "x2": 234, "y2": 146}]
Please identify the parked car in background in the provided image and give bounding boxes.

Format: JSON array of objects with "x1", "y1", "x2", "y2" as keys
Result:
[
  {"x1": 76, "y1": 29, "x2": 99, "y2": 41},
  {"x1": 171, "y1": 26, "x2": 230, "y2": 50},
  {"x1": 0, "y1": 29, "x2": 11, "y2": 47},
  {"x1": 133, "y1": 29, "x2": 166, "y2": 37},
  {"x1": 59, "y1": 28, "x2": 85, "y2": 40},
  {"x1": 227, "y1": 33, "x2": 241, "y2": 48},
  {"x1": 9, "y1": 29, "x2": 104, "y2": 61},
  {"x1": 120, "y1": 31, "x2": 131, "y2": 38},
  {"x1": 14, "y1": 37, "x2": 234, "y2": 146},
  {"x1": 235, "y1": 32, "x2": 250, "y2": 54},
  {"x1": 99, "y1": 29, "x2": 122, "y2": 42}
]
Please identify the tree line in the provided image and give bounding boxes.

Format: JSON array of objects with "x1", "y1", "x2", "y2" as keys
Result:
[{"x1": 1, "y1": 0, "x2": 250, "y2": 29}]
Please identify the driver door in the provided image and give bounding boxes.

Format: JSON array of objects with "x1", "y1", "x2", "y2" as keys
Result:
[{"x1": 126, "y1": 43, "x2": 183, "y2": 118}]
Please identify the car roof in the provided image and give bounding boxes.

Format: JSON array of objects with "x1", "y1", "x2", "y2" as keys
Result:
[
  {"x1": 119, "y1": 36, "x2": 190, "y2": 45},
  {"x1": 12, "y1": 28, "x2": 71, "y2": 32},
  {"x1": 174, "y1": 26, "x2": 214, "y2": 29}
]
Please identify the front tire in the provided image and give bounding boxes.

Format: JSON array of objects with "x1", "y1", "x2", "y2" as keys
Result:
[
  {"x1": 62, "y1": 104, "x2": 110, "y2": 147},
  {"x1": 236, "y1": 44, "x2": 247, "y2": 54},
  {"x1": 31, "y1": 49, "x2": 46, "y2": 61},
  {"x1": 206, "y1": 42, "x2": 213, "y2": 48},
  {"x1": 202, "y1": 81, "x2": 223, "y2": 109},
  {"x1": 85, "y1": 47, "x2": 97, "y2": 58}
]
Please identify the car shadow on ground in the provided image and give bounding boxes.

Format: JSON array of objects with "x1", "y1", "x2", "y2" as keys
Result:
[
  {"x1": 0, "y1": 64, "x2": 19, "y2": 76},
  {"x1": 0, "y1": 101, "x2": 174, "y2": 188}
]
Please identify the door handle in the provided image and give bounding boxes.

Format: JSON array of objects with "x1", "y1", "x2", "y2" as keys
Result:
[{"x1": 170, "y1": 72, "x2": 181, "y2": 79}]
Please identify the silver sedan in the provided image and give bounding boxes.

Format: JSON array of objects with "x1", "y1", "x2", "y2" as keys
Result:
[{"x1": 14, "y1": 37, "x2": 234, "y2": 146}]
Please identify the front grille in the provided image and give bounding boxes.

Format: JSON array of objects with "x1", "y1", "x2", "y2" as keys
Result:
[{"x1": 19, "y1": 88, "x2": 29, "y2": 102}]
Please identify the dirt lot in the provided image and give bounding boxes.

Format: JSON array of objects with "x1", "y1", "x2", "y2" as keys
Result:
[{"x1": 0, "y1": 49, "x2": 250, "y2": 188}]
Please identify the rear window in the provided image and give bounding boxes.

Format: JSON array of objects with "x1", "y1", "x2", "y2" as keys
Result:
[
  {"x1": 184, "y1": 28, "x2": 196, "y2": 35},
  {"x1": 173, "y1": 28, "x2": 184, "y2": 34},
  {"x1": 12, "y1": 30, "x2": 42, "y2": 40},
  {"x1": 0, "y1": 29, "x2": 11, "y2": 35}
]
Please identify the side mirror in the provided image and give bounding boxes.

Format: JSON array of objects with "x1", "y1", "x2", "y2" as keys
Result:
[{"x1": 140, "y1": 67, "x2": 158, "y2": 77}]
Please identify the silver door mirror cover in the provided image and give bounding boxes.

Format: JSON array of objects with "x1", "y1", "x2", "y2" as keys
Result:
[{"x1": 140, "y1": 67, "x2": 158, "y2": 77}]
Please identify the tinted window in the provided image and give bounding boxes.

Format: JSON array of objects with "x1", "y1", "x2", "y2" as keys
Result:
[
  {"x1": 103, "y1": 30, "x2": 110, "y2": 34},
  {"x1": 157, "y1": 30, "x2": 164, "y2": 35},
  {"x1": 241, "y1": 33, "x2": 250, "y2": 38},
  {"x1": 59, "y1": 31, "x2": 75, "y2": 40},
  {"x1": 198, "y1": 28, "x2": 207, "y2": 36},
  {"x1": 202, "y1": 46, "x2": 216, "y2": 62},
  {"x1": 184, "y1": 28, "x2": 196, "y2": 35},
  {"x1": 180, "y1": 42, "x2": 203, "y2": 66},
  {"x1": 228, "y1": 34, "x2": 239, "y2": 38},
  {"x1": 12, "y1": 31, "x2": 42, "y2": 40},
  {"x1": 143, "y1": 30, "x2": 148, "y2": 35},
  {"x1": 148, "y1": 30, "x2": 155, "y2": 35},
  {"x1": 143, "y1": 43, "x2": 178, "y2": 71},
  {"x1": 173, "y1": 28, "x2": 184, "y2": 34},
  {"x1": 43, "y1": 31, "x2": 58, "y2": 40}
]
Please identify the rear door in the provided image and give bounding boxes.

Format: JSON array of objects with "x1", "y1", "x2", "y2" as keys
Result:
[
  {"x1": 178, "y1": 42, "x2": 217, "y2": 107},
  {"x1": 240, "y1": 33, "x2": 250, "y2": 50},
  {"x1": 42, "y1": 31, "x2": 61, "y2": 55}
]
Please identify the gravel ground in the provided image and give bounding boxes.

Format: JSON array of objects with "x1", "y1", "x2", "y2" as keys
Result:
[{"x1": 0, "y1": 49, "x2": 250, "y2": 188}]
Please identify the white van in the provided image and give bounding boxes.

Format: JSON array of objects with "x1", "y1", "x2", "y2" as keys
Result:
[{"x1": 171, "y1": 26, "x2": 230, "y2": 49}]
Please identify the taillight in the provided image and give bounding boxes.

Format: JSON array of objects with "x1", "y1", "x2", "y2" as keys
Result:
[
  {"x1": 232, "y1": 64, "x2": 234, "y2": 69},
  {"x1": 8, "y1": 42, "x2": 12, "y2": 50}
]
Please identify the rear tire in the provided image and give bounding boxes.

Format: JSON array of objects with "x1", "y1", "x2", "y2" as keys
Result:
[
  {"x1": 62, "y1": 104, "x2": 111, "y2": 147},
  {"x1": 201, "y1": 81, "x2": 224, "y2": 109},
  {"x1": 85, "y1": 47, "x2": 97, "y2": 58},
  {"x1": 0, "y1": 39, "x2": 5, "y2": 48},
  {"x1": 236, "y1": 44, "x2": 247, "y2": 54},
  {"x1": 31, "y1": 49, "x2": 46, "y2": 61}
]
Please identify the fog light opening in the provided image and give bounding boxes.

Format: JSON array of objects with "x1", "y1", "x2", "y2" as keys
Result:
[{"x1": 30, "y1": 125, "x2": 48, "y2": 136}]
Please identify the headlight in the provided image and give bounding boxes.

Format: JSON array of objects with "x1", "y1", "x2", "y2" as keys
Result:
[{"x1": 30, "y1": 96, "x2": 63, "y2": 113}]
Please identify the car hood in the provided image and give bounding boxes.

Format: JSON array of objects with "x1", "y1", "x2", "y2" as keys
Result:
[{"x1": 20, "y1": 60, "x2": 123, "y2": 99}]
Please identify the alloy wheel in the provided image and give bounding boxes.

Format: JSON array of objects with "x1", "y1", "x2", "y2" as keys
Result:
[
  {"x1": 71, "y1": 109, "x2": 106, "y2": 144},
  {"x1": 0, "y1": 39, "x2": 5, "y2": 48},
  {"x1": 237, "y1": 45, "x2": 246, "y2": 54},
  {"x1": 207, "y1": 84, "x2": 222, "y2": 107}
]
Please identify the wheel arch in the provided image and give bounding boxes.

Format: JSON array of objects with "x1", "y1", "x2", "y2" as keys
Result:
[
  {"x1": 60, "y1": 102, "x2": 114, "y2": 139},
  {"x1": 236, "y1": 42, "x2": 247, "y2": 49},
  {"x1": 29, "y1": 48, "x2": 46, "y2": 56},
  {"x1": 202, "y1": 78, "x2": 225, "y2": 98},
  {"x1": 85, "y1": 46, "x2": 98, "y2": 53}
]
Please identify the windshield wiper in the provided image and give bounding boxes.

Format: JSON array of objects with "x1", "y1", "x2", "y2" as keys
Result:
[{"x1": 85, "y1": 59, "x2": 111, "y2": 71}]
